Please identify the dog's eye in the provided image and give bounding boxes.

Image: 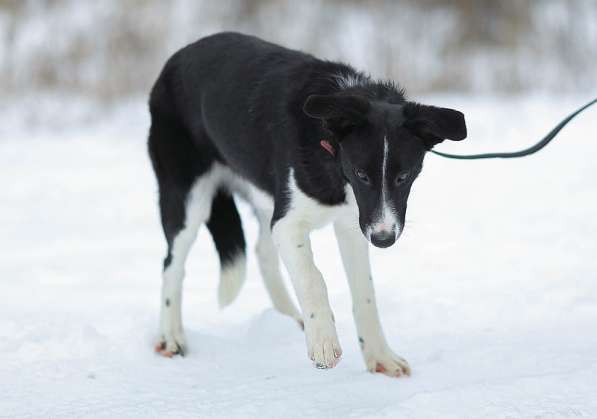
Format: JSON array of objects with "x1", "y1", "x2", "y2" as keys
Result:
[
  {"x1": 354, "y1": 168, "x2": 370, "y2": 185},
  {"x1": 395, "y1": 172, "x2": 409, "y2": 185}
]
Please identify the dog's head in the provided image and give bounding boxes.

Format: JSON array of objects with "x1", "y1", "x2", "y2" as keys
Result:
[{"x1": 304, "y1": 93, "x2": 466, "y2": 248}]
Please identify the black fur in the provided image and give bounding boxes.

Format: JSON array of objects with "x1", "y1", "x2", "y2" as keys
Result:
[
  {"x1": 206, "y1": 190, "x2": 246, "y2": 267},
  {"x1": 148, "y1": 32, "x2": 466, "y2": 263}
]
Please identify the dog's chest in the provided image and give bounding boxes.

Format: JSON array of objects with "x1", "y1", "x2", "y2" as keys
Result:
[
  {"x1": 287, "y1": 169, "x2": 358, "y2": 230},
  {"x1": 221, "y1": 165, "x2": 359, "y2": 230}
]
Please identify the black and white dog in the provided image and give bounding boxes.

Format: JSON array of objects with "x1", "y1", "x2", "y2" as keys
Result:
[{"x1": 148, "y1": 32, "x2": 466, "y2": 377}]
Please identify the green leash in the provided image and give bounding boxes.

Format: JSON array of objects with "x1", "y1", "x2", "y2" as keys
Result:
[{"x1": 431, "y1": 97, "x2": 597, "y2": 160}]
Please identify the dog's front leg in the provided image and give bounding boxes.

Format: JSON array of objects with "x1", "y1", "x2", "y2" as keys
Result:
[
  {"x1": 334, "y1": 218, "x2": 411, "y2": 377},
  {"x1": 272, "y1": 216, "x2": 342, "y2": 369}
]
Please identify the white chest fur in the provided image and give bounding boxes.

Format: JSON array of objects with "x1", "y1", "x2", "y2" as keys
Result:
[{"x1": 285, "y1": 169, "x2": 359, "y2": 230}]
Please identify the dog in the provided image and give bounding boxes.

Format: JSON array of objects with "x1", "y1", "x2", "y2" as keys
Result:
[{"x1": 148, "y1": 32, "x2": 466, "y2": 377}]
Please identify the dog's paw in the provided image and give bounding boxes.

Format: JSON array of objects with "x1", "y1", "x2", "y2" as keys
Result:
[
  {"x1": 154, "y1": 330, "x2": 186, "y2": 358},
  {"x1": 308, "y1": 337, "x2": 342, "y2": 369},
  {"x1": 363, "y1": 345, "x2": 411, "y2": 377},
  {"x1": 305, "y1": 320, "x2": 342, "y2": 369}
]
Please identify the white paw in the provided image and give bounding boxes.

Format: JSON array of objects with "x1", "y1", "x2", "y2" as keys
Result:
[
  {"x1": 361, "y1": 341, "x2": 411, "y2": 377},
  {"x1": 305, "y1": 317, "x2": 342, "y2": 369},
  {"x1": 156, "y1": 304, "x2": 186, "y2": 357},
  {"x1": 155, "y1": 329, "x2": 186, "y2": 357}
]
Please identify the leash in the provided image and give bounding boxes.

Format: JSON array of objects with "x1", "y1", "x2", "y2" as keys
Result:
[{"x1": 430, "y1": 97, "x2": 597, "y2": 160}]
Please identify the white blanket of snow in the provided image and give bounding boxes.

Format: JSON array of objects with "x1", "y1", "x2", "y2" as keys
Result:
[{"x1": 1, "y1": 95, "x2": 596, "y2": 419}]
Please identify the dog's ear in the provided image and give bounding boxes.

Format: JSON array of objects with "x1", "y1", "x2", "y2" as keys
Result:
[
  {"x1": 403, "y1": 102, "x2": 467, "y2": 149},
  {"x1": 303, "y1": 94, "x2": 370, "y2": 137}
]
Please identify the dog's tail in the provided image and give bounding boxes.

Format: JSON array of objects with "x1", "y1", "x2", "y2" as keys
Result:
[{"x1": 206, "y1": 189, "x2": 247, "y2": 308}]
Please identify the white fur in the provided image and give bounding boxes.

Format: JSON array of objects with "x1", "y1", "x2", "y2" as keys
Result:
[
  {"x1": 271, "y1": 169, "x2": 357, "y2": 368},
  {"x1": 160, "y1": 161, "x2": 408, "y2": 373},
  {"x1": 334, "y1": 217, "x2": 410, "y2": 376},
  {"x1": 368, "y1": 135, "x2": 400, "y2": 239},
  {"x1": 268, "y1": 169, "x2": 409, "y2": 373},
  {"x1": 159, "y1": 169, "x2": 220, "y2": 353},
  {"x1": 218, "y1": 254, "x2": 247, "y2": 308},
  {"x1": 220, "y1": 168, "x2": 301, "y2": 318},
  {"x1": 334, "y1": 72, "x2": 369, "y2": 90},
  {"x1": 255, "y1": 210, "x2": 302, "y2": 323},
  {"x1": 160, "y1": 163, "x2": 301, "y2": 352}
]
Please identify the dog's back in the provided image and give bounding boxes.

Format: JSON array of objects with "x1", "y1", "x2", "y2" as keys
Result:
[
  {"x1": 152, "y1": 33, "x2": 302, "y2": 189},
  {"x1": 150, "y1": 32, "x2": 360, "y2": 198}
]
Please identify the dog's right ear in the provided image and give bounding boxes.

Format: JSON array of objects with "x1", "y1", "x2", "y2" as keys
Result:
[
  {"x1": 303, "y1": 94, "x2": 370, "y2": 137},
  {"x1": 403, "y1": 102, "x2": 467, "y2": 149}
]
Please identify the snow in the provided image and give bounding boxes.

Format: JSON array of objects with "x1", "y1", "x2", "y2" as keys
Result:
[{"x1": 1, "y1": 95, "x2": 596, "y2": 418}]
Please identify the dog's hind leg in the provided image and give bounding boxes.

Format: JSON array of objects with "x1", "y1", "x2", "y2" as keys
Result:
[
  {"x1": 155, "y1": 173, "x2": 217, "y2": 357},
  {"x1": 255, "y1": 211, "x2": 303, "y2": 328},
  {"x1": 148, "y1": 107, "x2": 218, "y2": 357}
]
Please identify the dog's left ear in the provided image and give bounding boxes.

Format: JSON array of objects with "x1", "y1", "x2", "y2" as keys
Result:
[{"x1": 403, "y1": 102, "x2": 467, "y2": 149}]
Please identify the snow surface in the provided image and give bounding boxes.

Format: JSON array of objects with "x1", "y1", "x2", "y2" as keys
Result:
[{"x1": 1, "y1": 95, "x2": 596, "y2": 418}]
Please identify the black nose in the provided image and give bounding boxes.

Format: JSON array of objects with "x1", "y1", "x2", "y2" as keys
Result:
[{"x1": 370, "y1": 232, "x2": 396, "y2": 248}]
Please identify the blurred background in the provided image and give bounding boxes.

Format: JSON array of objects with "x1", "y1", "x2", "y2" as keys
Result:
[
  {"x1": 1, "y1": 0, "x2": 596, "y2": 104},
  {"x1": 2, "y1": 2, "x2": 597, "y2": 417}
]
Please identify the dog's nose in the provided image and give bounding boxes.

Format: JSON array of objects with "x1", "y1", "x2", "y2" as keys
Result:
[{"x1": 370, "y1": 231, "x2": 396, "y2": 248}]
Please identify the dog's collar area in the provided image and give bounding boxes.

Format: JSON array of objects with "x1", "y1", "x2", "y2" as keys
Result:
[
  {"x1": 321, "y1": 139, "x2": 351, "y2": 184},
  {"x1": 320, "y1": 139, "x2": 336, "y2": 156}
]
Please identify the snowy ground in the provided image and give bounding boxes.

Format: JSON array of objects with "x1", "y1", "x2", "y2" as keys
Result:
[{"x1": 1, "y1": 94, "x2": 596, "y2": 418}]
